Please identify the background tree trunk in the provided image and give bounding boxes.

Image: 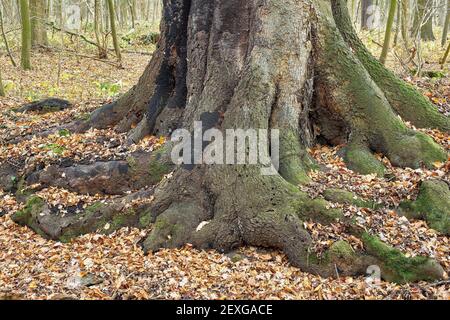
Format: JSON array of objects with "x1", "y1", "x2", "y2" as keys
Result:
[
  {"x1": 107, "y1": 0, "x2": 121, "y2": 61},
  {"x1": 19, "y1": 0, "x2": 32, "y2": 70},
  {"x1": 401, "y1": 0, "x2": 410, "y2": 48},
  {"x1": 30, "y1": 0, "x2": 48, "y2": 48},
  {"x1": 129, "y1": 0, "x2": 136, "y2": 28},
  {"x1": 441, "y1": 40, "x2": 450, "y2": 65},
  {"x1": 442, "y1": 0, "x2": 450, "y2": 46},
  {"x1": 94, "y1": 0, "x2": 107, "y2": 59},
  {"x1": 414, "y1": 0, "x2": 436, "y2": 41},
  {"x1": 380, "y1": 0, "x2": 397, "y2": 64}
]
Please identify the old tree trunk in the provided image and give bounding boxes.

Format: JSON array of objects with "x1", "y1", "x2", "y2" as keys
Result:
[{"x1": 7, "y1": 0, "x2": 450, "y2": 283}]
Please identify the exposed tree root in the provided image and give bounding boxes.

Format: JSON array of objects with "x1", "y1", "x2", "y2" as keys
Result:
[
  {"x1": 12, "y1": 161, "x2": 445, "y2": 283},
  {"x1": 12, "y1": 189, "x2": 154, "y2": 242},
  {"x1": 398, "y1": 180, "x2": 450, "y2": 235},
  {"x1": 323, "y1": 188, "x2": 380, "y2": 209},
  {"x1": 138, "y1": 165, "x2": 444, "y2": 283},
  {"x1": 0, "y1": 145, "x2": 173, "y2": 198},
  {"x1": 361, "y1": 233, "x2": 444, "y2": 283},
  {"x1": 25, "y1": 147, "x2": 173, "y2": 195}
]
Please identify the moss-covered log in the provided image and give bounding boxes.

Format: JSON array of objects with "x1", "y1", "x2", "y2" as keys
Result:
[{"x1": 361, "y1": 233, "x2": 444, "y2": 283}]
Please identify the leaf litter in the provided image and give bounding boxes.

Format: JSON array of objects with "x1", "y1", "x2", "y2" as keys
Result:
[{"x1": 0, "y1": 50, "x2": 449, "y2": 300}]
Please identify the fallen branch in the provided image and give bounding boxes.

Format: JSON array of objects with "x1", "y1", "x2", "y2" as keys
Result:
[
  {"x1": 40, "y1": 45, "x2": 123, "y2": 68},
  {"x1": 45, "y1": 23, "x2": 153, "y2": 57},
  {"x1": 46, "y1": 22, "x2": 100, "y2": 48}
]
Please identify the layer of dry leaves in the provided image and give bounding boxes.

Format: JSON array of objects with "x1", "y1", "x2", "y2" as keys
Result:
[{"x1": 0, "y1": 39, "x2": 449, "y2": 300}]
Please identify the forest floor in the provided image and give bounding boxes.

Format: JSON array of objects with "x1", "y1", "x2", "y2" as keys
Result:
[{"x1": 0, "y1": 35, "x2": 449, "y2": 300}]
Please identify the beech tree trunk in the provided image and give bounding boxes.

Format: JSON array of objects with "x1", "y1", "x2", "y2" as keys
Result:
[
  {"x1": 30, "y1": 0, "x2": 49, "y2": 48},
  {"x1": 19, "y1": 0, "x2": 32, "y2": 70},
  {"x1": 380, "y1": 0, "x2": 397, "y2": 64},
  {"x1": 414, "y1": 0, "x2": 436, "y2": 41},
  {"x1": 6, "y1": 0, "x2": 450, "y2": 284}
]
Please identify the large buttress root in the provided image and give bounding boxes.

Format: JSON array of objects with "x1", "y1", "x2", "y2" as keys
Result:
[
  {"x1": 330, "y1": 0, "x2": 450, "y2": 132},
  {"x1": 313, "y1": 0, "x2": 447, "y2": 176},
  {"x1": 142, "y1": 165, "x2": 444, "y2": 282},
  {"x1": 398, "y1": 180, "x2": 450, "y2": 235}
]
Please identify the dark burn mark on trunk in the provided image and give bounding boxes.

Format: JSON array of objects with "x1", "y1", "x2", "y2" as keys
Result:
[
  {"x1": 147, "y1": 0, "x2": 191, "y2": 133},
  {"x1": 180, "y1": 111, "x2": 220, "y2": 171},
  {"x1": 200, "y1": 111, "x2": 220, "y2": 131}
]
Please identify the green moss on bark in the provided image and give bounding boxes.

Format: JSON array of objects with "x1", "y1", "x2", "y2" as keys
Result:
[
  {"x1": 15, "y1": 177, "x2": 33, "y2": 201},
  {"x1": 294, "y1": 195, "x2": 343, "y2": 225},
  {"x1": 278, "y1": 131, "x2": 316, "y2": 185},
  {"x1": 362, "y1": 233, "x2": 444, "y2": 283},
  {"x1": 330, "y1": 0, "x2": 450, "y2": 132},
  {"x1": 147, "y1": 144, "x2": 173, "y2": 184},
  {"x1": 325, "y1": 240, "x2": 356, "y2": 263},
  {"x1": 84, "y1": 202, "x2": 105, "y2": 217},
  {"x1": 57, "y1": 202, "x2": 107, "y2": 242},
  {"x1": 387, "y1": 132, "x2": 447, "y2": 169},
  {"x1": 104, "y1": 209, "x2": 138, "y2": 234},
  {"x1": 399, "y1": 180, "x2": 450, "y2": 235},
  {"x1": 126, "y1": 156, "x2": 138, "y2": 172},
  {"x1": 148, "y1": 161, "x2": 171, "y2": 184},
  {"x1": 344, "y1": 147, "x2": 385, "y2": 176},
  {"x1": 323, "y1": 188, "x2": 379, "y2": 209},
  {"x1": 12, "y1": 196, "x2": 44, "y2": 225},
  {"x1": 143, "y1": 215, "x2": 188, "y2": 249}
]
